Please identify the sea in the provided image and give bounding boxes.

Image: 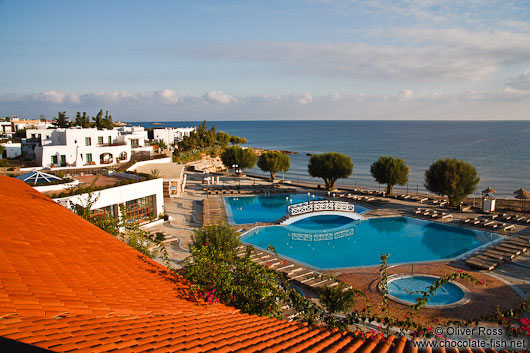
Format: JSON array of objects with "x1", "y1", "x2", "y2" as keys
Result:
[{"x1": 130, "y1": 120, "x2": 530, "y2": 198}]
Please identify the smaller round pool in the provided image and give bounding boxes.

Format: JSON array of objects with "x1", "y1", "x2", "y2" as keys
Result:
[{"x1": 385, "y1": 274, "x2": 469, "y2": 308}]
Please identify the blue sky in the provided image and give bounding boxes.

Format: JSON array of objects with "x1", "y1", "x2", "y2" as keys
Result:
[{"x1": 1, "y1": 0, "x2": 529, "y2": 120}]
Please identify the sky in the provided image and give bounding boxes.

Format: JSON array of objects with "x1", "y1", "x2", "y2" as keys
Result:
[{"x1": 0, "y1": 0, "x2": 529, "y2": 121}]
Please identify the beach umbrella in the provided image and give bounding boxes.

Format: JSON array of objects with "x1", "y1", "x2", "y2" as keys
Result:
[
  {"x1": 482, "y1": 187, "x2": 497, "y2": 195},
  {"x1": 514, "y1": 188, "x2": 530, "y2": 211}
]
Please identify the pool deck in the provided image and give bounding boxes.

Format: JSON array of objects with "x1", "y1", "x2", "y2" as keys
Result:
[{"x1": 178, "y1": 170, "x2": 530, "y2": 322}]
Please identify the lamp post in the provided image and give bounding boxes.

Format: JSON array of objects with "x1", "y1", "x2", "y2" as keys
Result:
[
  {"x1": 327, "y1": 191, "x2": 330, "y2": 202},
  {"x1": 286, "y1": 196, "x2": 289, "y2": 214},
  {"x1": 232, "y1": 164, "x2": 239, "y2": 191},
  {"x1": 307, "y1": 192, "x2": 311, "y2": 204}
]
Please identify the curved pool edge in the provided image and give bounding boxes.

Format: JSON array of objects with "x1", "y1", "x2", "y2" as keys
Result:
[{"x1": 381, "y1": 273, "x2": 471, "y2": 309}]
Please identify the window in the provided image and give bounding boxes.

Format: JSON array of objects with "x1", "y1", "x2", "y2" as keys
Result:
[
  {"x1": 51, "y1": 155, "x2": 58, "y2": 165},
  {"x1": 60, "y1": 155, "x2": 66, "y2": 167},
  {"x1": 108, "y1": 136, "x2": 112, "y2": 144},
  {"x1": 86, "y1": 153, "x2": 92, "y2": 163},
  {"x1": 131, "y1": 139, "x2": 139, "y2": 148},
  {"x1": 85, "y1": 137, "x2": 91, "y2": 146},
  {"x1": 125, "y1": 195, "x2": 154, "y2": 221},
  {"x1": 92, "y1": 205, "x2": 115, "y2": 218},
  {"x1": 98, "y1": 136, "x2": 103, "y2": 145}
]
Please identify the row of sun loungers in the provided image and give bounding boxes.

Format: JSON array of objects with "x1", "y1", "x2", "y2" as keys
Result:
[
  {"x1": 465, "y1": 235, "x2": 530, "y2": 271},
  {"x1": 462, "y1": 217, "x2": 516, "y2": 231},
  {"x1": 236, "y1": 245, "x2": 342, "y2": 292},
  {"x1": 206, "y1": 187, "x2": 297, "y2": 195},
  {"x1": 412, "y1": 208, "x2": 453, "y2": 219},
  {"x1": 344, "y1": 194, "x2": 375, "y2": 203},
  {"x1": 394, "y1": 194, "x2": 441, "y2": 204},
  {"x1": 498, "y1": 213, "x2": 530, "y2": 224}
]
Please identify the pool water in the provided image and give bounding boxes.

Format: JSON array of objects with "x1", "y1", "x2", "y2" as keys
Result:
[
  {"x1": 241, "y1": 216, "x2": 497, "y2": 269},
  {"x1": 224, "y1": 193, "x2": 369, "y2": 225},
  {"x1": 387, "y1": 275, "x2": 465, "y2": 306}
]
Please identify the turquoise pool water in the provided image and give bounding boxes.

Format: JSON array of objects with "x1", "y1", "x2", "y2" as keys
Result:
[
  {"x1": 387, "y1": 275, "x2": 465, "y2": 306},
  {"x1": 241, "y1": 216, "x2": 497, "y2": 269},
  {"x1": 224, "y1": 194, "x2": 369, "y2": 225}
]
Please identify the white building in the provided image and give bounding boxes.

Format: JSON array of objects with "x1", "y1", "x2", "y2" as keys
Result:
[
  {"x1": 0, "y1": 142, "x2": 22, "y2": 159},
  {"x1": 0, "y1": 122, "x2": 14, "y2": 137},
  {"x1": 25, "y1": 126, "x2": 149, "y2": 168},
  {"x1": 11, "y1": 118, "x2": 53, "y2": 132},
  {"x1": 153, "y1": 127, "x2": 195, "y2": 146},
  {"x1": 54, "y1": 177, "x2": 164, "y2": 223}
]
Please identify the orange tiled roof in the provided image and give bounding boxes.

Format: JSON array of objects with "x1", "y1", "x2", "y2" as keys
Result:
[{"x1": 0, "y1": 176, "x2": 487, "y2": 352}]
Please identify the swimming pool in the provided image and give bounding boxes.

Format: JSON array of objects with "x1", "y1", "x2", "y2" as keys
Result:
[
  {"x1": 386, "y1": 275, "x2": 468, "y2": 307},
  {"x1": 224, "y1": 193, "x2": 369, "y2": 224},
  {"x1": 241, "y1": 216, "x2": 498, "y2": 269}
]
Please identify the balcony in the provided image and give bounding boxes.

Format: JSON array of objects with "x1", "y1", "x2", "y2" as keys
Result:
[{"x1": 97, "y1": 142, "x2": 127, "y2": 147}]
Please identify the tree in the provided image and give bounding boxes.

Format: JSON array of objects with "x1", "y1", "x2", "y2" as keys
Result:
[
  {"x1": 308, "y1": 152, "x2": 353, "y2": 190},
  {"x1": 229, "y1": 135, "x2": 247, "y2": 145},
  {"x1": 103, "y1": 110, "x2": 114, "y2": 129},
  {"x1": 53, "y1": 111, "x2": 70, "y2": 128},
  {"x1": 216, "y1": 131, "x2": 230, "y2": 147},
  {"x1": 220, "y1": 146, "x2": 257, "y2": 171},
  {"x1": 74, "y1": 112, "x2": 91, "y2": 128},
  {"x1": 93, "y1": 109, "x2": 105, "y2": 129},
  {"x1": 257, "y1": 151, "x2": 290, "y2": 180},
  {"x1": 370, "y1": 156, "x2": 409, "y2": 195},
  {"x1": 424, "y1": 158, "x2": 480, "y2": 207}
]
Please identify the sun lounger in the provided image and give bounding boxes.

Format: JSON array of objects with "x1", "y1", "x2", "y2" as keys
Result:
[
  {"x1": 475, "y1": 254, "x2": 503, "y2": 264},
  {"x1": 493, "y1": 245, "x2": 521, "y2": 256},
  {"x1": 504, "y1": 224, "x2": 516, "y2": 231},
  {"x1": 483, "y1": 249, "x2": 516, "y2": 260},
  {"x1": 289, "y1": 270, "x2": 314, "y2": 281},
  {"x1": 466, "y1": 258, "x2": 497, "y2": 271},
  {"x1": 440, "y1": 213, "x2": 453, "y2": 219},
  {"x1": 513, "y1": 235, "x2": 530, "y2": 242},
  {"x1": 501, "y1": 242, "x2": 527, "y2": 252},
  {"x1": 506, "y1": 239, "x2": 530, "y2": 248}
]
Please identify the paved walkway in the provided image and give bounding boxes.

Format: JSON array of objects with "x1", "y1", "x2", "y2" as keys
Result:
[{"x1": 328, "y1": 262, "x2": 522, "y2": 325}]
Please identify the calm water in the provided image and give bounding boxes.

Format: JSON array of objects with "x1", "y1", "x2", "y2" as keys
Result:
[
  {"x1": 241, "y1": 215, "x2": 497, "y2": 269},
  {"x1": 387, "y1": 276, "x2": 464, "y2": 306},
  {"x1": 132, "y1": 120, "x2": 530, "y2": 197},
  {"x1": 224, "y1": 193, "x2": 368, "y2": 225}
]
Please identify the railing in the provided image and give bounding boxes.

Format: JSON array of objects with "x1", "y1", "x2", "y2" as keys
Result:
[
  {"x1": 287, "y1": 226, "x2": 355, "y2": 242},
  {"x1": 288, "y1": 200, "x2": 355, "y2": 216}
]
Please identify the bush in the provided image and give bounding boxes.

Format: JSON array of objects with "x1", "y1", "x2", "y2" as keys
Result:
[{"x1": 182, "y1": 222, "x2": 300, "y2": 317}]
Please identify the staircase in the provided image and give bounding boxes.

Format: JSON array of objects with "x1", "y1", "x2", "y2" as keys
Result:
[{"x1": 275, "y1": 215, "x2": 290, "y2": 225}]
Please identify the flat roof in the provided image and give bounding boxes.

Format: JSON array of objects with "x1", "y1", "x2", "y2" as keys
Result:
[{"x1": 134, "y1": 162, "x2": 184, "y2": 179}]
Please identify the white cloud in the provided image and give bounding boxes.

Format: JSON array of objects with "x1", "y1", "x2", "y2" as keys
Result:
[
  {"x1": 172, "y1": 27, "x2": 529, "y2": 81},
  {"x1": 1, "y1": 85, "x2": 529, "y2": 122},
  {"x1": 203, "y1": 91, "x2": 237, "y2": 104},
  {"x1": 154, "y1": 89, "x2": 179, "y2": 105}
]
